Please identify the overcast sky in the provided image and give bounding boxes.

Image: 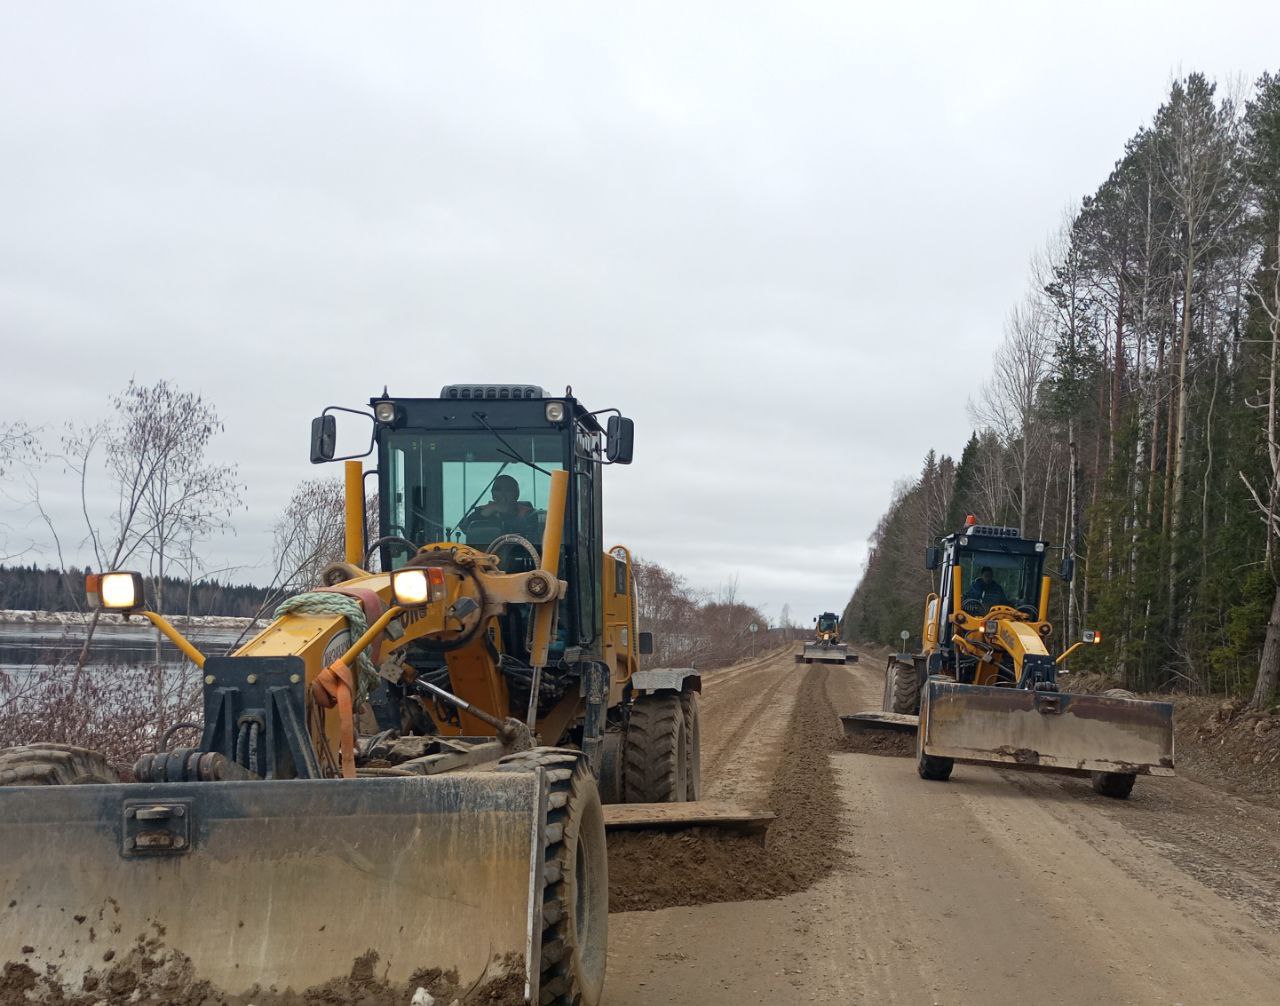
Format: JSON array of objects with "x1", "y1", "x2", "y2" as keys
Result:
[{"x1": 2, "y1": 1, "x2": 1278, "y2": 622}]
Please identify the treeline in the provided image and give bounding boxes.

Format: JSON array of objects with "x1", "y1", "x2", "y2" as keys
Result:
[
  {"x1": 0, "y1": 564, "x2": 276, "y2": 618},
  {"x1": 847, "y1": 70, "x2": 1280, "y2": 710},
  {"x1": 634, "y1": 559, "x2": 770, "y2": 669}
]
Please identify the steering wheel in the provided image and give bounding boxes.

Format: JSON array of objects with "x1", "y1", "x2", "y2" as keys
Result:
[
  {"x1": 962, "y1": 598, "x2": 983, "y2": 616},
  {"x1": 366, "y1": 535, "x2": 419, "y2": 566},
  {"x1": 487, "y1": 534, "x2": 540, "y2": 573},
  {"x1": 1016, "y1": 603, "x2": 1039, "y2": 618}
]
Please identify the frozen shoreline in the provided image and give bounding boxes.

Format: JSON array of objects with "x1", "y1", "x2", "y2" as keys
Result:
[{"x1": 0, "y1": 609, "x2": 266, "y2": 630}]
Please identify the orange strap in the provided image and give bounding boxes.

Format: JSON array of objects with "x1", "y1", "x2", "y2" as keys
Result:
[{"x1": 311, "y1": 659, "x2": 357, "y2": 779}]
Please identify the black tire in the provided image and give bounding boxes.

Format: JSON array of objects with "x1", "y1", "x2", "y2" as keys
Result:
[
  {"x1": 623, "y1": 692, "x2": 687, "y2": 803},
  {"x1": 915, "y1": 689, "x2": 953, "y2": 781},
  {"x1": 681, "y1": 692, "x2": 702, "y2": 801},
  {"x1": 917, "y1": 749, "x2": 954, "y2": 781},
  {"x1": 597, "y1": 732, "x2": 623, "y2": 805},
  {"x1": 0, "y1": 743, "x2": 119, "y2": 786},
  {"x1": 1088, "y1": 689, "x2": 1139, "y2": 798},
  {"x1": 498, "y1": 748, "x2": 607, "y2": 1006},
  {"x1": 1091, "y1": 771, "x2": 1136, "y2": 799},
  {"x1": 883, "y1": 659, "x2": 920, "y2": 715}
]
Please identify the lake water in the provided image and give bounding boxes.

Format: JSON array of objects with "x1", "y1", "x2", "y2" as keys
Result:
[{"x1": 0, "y1": 621, "x2": 254, "y2": 677}]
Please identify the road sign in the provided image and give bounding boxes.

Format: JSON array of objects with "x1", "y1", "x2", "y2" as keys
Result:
[
  {"x1": 749, "y1": 622, "x2": 759, "y2": 633},
  {"x1": 900, "y1": 630, "x2": 910, "y2": 643}
]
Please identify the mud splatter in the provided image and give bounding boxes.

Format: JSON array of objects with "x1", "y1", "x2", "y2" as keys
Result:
[{"x1": 3, "y1": 939, "x2": 526, "y2": 1005}]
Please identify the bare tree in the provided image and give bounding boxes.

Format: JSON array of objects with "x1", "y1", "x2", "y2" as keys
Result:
[
  {"x1": 0, "y1": 421, "x2": 36, "y2": 477},
  {"x1": 27, "y1": 382, "x2": 238, "y2": 681},
  {"x1": 1156, "y1": 74, "x2": 1245, "y2": 629},
  {"x1": 273, "y1": 478, "x2": 348, "y2": 593},
  {"x1": 109, "y1": 381, "x2": 241, "y2": 625},
  {"x1": 1241, "y1": 215, "x2": 1280, "y2": 709},
  {"x1": 970, "y1": 296, "x2": 1053, "y2": 534},
  {"x1": 0, "y1": 421, "x2": 39, "y2": 560}
]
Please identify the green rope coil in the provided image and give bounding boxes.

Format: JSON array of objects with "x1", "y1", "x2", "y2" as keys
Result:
[{"x1": 274, "y1": 591, "x2": 380, "y2": 706}]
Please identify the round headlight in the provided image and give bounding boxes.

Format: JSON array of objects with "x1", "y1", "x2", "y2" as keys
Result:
[
  {"x1": 374, "y1": 400, "x2": 397, "y2": 423},
  {"x1": 545, "y1": 402, "x2": 566, "y2": 423}
]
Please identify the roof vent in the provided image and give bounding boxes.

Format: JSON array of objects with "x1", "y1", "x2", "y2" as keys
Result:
[
  {"x1": 968, "y1": 525, "x2": 1021, "y2": 538},
  {"x1": 440, "y1": 384, "x2": 545, "y2": 401}
]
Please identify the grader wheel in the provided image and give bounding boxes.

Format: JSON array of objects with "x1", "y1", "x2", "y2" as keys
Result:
[
  {"x1": 498, "y1": 748, "x2": 608, "y2": 1006},
  {"x1": 681, "y1": 692, "x2": 702, "y2": 801},
  {"x1": 623, "y1": 692, "x2": 688, "y2": 803},
  {"x1": 1090, "y1": 688, "x2": 1139, "y2": 800},
  {"x1": 882, "y1": 658, "x2": 920, "y2": 716},
  {"x1": 0, "y1": 744, "x2": 119, "y2": 786}
]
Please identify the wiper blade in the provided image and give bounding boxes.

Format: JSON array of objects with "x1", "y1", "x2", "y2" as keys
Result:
[{"x1": 474, "y1": 413, "x2": 552, "y2": 476}]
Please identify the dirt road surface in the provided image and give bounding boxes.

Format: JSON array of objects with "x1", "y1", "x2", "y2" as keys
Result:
[{"x1": 606, "y1": 647, "x2": 1280, "y2": 1005}]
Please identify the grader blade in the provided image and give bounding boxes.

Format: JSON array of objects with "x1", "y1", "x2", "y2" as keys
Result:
[
  {"x1": 800, "y1": 643, "x2": 850, "y2": 665},
  {"x1": 920, "y1": 679, "x2": 1175, "y2": 776},
  {"x1": 0, "y1": 773, "x2": 547, "y2": 1003}
]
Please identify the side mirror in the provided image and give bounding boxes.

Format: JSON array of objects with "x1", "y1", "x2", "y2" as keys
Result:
[
  {"x1": 925, "y1": 546, "x2": 940, "y2": 571},
  {"x1": 310, "y1": 415, "x2": 337, "y2": 464},
  {"x1": 1059, "y1": 557, "x2": 1075, "y2": 583},
  {"x1": 638, "y1": 631, "x2": 654, "y2": 655},
  {"x1": 606, "y1": 416, "x2": 634, "y2": 464}
]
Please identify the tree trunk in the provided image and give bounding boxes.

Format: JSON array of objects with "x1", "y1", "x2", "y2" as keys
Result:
[
  {"x1": 1168, "y1": 255, "x2": 1195, "y2": 636},
  {"x1": 1111, "y1": 280, "x2": 1125, "y2": 464},
  {"x1": 1252, "y1": 581, "x2": 1280, "y2": 710},
  {"x1": 1067, "y1": 434, "x2": 1079, "y2": 644}
]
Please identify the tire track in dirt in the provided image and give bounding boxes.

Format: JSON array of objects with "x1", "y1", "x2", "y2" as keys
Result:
[
  {"x1": 607, "y1": 664, "x2": 845, "y2": 912},
  {"x1": 698, "y1": 646, "x2": 789, "y2": 692},
  {"x1": 700, "y1": 661, "x2": 798, "y2": 782}
]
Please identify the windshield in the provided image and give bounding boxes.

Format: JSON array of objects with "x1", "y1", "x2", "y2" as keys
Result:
[
  {"x1": 955, "y1": 548, "x2": 1044, "y2": 614},
  {"x1": 818, "y1": 615, "x2": 838, "y2": 631},
  {"x1": 383, "y1": 429, "x2": 564, "y2": 568}
]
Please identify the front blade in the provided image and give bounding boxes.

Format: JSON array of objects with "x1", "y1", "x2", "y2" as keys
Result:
[
  {"x1": 802, "y1": 643, "x2": 849, "y2": 664},
  {"x1": 840, "y1": 711, "x2": 918, "y2": 736},
  {"x1": 0, "y1": 773, "x2": 545, "y2": 1003},
  {"x1": 921, "y1": 679, "x2": 1175, "y2": 776}
]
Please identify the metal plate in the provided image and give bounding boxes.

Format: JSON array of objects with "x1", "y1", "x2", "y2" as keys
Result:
[
  {"x1": 840, "y1": 712, "x2": 919, "y2": 736},
  {"x1": 604, "y1": 801, "x2": 773, "y2": 835},
  {"x1": 921, "y1": 679, "x2": 1175, "y2": 776},
  {"x1": 0, "y1": 773, "x2": 545, "y2": 1001}
]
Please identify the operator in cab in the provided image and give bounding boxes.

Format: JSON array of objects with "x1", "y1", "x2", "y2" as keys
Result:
[
  {"x1": 965, "y1": 566, "x2": 1009, "y2": 613},
  {"x1": 476, "y1": 474, "x2": 532, "y2": 522},
  {"x1": 461, "y1": 474, "x2": 540, "y2": 541}
]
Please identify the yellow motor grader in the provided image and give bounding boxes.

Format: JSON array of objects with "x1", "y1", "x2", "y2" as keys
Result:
[
  {"x1": 0, "y1": 385, "x2": 742, "y2": 1005},
  {"x1": 796, "y1": 611, "x2": 858, "y2": 664},
  {"x1": 841, "y1": 517, "x2": 1174, "y2": 799}
]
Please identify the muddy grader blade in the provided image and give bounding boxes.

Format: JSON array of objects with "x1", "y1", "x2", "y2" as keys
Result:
[
  {"x1": 0, "y1": 772, "x2": 553, "y2": 1003},
  {"x1": 799, "y1": 643, "x2": 850, "y2": 665},
  {"x1": 920, "y1": 678, "x2": 1175, "y2": 777}
]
